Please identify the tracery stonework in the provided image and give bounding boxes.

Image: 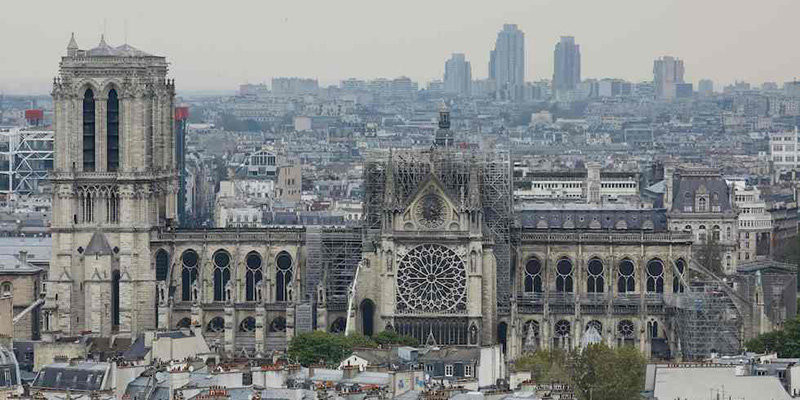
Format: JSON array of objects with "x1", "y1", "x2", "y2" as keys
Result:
[
  {"x1": 415, "y1": 194, "x2": 447, "y2": 228},
  {"x1": 396, "y1": 244, "x2": 467, "y2": 314}
]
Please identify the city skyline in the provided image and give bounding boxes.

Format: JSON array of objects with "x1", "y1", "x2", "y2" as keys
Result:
[{"x1": 3, "y1": 0, "x2": 800, "y2": 94}]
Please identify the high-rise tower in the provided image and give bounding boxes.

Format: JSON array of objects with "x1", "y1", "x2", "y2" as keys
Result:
[
  {"x1": 444, "y1": 53, "x2": 472, "y2": 97},
  {"x1": 653, "y1": 56, "x2": 685, "y2": 100},
  {"x1": 553, "y1": 36, "x2": 581, "y2": 93},
  {"x1": 489, "y1": 24, "x2": 525, "y2": 99},
  {"x1": 46, "y1": 34, "x2": 178, "y2": 337}
]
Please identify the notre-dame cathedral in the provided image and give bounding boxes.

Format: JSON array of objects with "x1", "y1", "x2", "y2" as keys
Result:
[{"x1": 47, "y1": 35, "x2": 757, "y2": 361}]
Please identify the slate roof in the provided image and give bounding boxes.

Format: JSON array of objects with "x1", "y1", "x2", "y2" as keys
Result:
[
  {"x1": 86, "y1": 36, "x2": 154, "y2": 57},
  {"x1": 671, "y1": 169, "x2": 733, "y2": 213},
  {"x1": 518, "y1": 207, "x2": 667, "y2": 231},
  {"x1": 0, "y1": 236, "x2": 52, "y2": 264},
  {"x1": 418, "y1": 347, "x2": 481, "y2": 363},
  {"x1": 32, "y1": 361, "x2": 109, "y2": 392}
]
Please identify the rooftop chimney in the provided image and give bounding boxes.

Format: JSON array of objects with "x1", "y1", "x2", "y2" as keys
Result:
[
  {"x1": 19, "y1": 250, "x2": 28, "y2": 265},
  {"x1": 342, "y1": 364, "x2": 358, "y2": 380}
]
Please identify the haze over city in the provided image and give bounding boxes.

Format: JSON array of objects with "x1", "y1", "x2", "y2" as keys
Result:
[
  {"x1": 2, "y1": 0, "x2": 800, "y2": 93},
  {"x1": 5, "y1": 2, "x2": 800, "y2": 399}
]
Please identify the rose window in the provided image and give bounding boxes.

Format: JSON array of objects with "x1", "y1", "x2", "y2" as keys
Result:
[
  {"x1": 396, "y1": 244, "x2": 467, "y2": 313},
  {"x1": 415, "y1": 194, "x2": 447, "y2": 229},
  {"x1": 618, "y1": 320, "x2": 635, "y2": 338}
]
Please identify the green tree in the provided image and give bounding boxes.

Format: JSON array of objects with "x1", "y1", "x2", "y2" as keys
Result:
[
  {"x1": 745, "y1": 315, "x2": 800, "y2": 357},
  {"x1": 288, "y1": 331, "x2": 377, "y2": 366},
  {"x1": 513, "y1": 345, "x2": 646, "y2": 400}
]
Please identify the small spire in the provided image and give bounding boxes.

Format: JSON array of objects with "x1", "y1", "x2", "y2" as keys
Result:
[
  {"x1": 68, "y1": 32, "x2": 78, "y2": 49},
  {"x1": 98, "y1": 34, "x2": 108, "y2": 47},
  {"x1": 67, "y1": 32, "x2": 78, "y2": 56}
]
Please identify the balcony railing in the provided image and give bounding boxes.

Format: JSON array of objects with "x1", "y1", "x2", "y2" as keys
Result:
[{"x1": 519, "y1": 231, "x2": 693, "y2": 244}]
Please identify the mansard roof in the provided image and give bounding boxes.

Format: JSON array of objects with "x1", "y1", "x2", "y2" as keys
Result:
[{"x1": 671, "y1": 168, "x2": 733, "y2": 213}]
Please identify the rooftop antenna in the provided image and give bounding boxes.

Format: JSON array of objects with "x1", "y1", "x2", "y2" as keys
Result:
[
  {"x1": 103, "y1": 18, "x2": 107, "y2": 41},
  {"x1": 124, "y1": 18, "x2": 128, "y2": 45}
]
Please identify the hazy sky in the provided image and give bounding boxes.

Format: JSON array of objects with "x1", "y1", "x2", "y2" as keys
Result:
[{"x1": 2, "y1": 0, "x2": 799, "y2": 94}]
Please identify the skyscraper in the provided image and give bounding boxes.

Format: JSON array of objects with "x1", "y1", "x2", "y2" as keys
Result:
[
  {"x1": 653, "y1": 56, "x2": 685, "y2": 100},
  {"x1": 490, "y1": 24, "x2": 525, "y2": 97},
  {"x1": 444, "y1": 53, "x2": 472, "y2": 97},
  {"x1": 553, "y1": 36, "x2": 581, "y2": 93},
  {"x1": 698, "y1": 79, "x2": 714, "y2": 96}
]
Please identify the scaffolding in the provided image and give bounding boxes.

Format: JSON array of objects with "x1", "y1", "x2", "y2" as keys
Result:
[
  {"x1": 305, "y1": 226, "x2": 363, "y2": 311},
  {"x1": 673, "y1": 280, "x2": 744, "y2": 360},
  {"x1": 363, "y1": 148, "x2": 514, "y2": 312}
]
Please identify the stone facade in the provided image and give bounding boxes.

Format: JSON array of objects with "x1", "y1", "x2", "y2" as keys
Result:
[{"x1": 46, "y1": 35, "x2": 178, "y2": 337}]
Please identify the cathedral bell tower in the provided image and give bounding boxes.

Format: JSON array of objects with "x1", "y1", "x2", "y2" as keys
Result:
[{"x1": 46, "y1": 34, "x2": 178, "y2": 337}]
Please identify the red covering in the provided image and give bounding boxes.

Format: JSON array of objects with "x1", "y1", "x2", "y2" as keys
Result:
[
  {"x1": 25, "y1": 109, "x2": 43, "y2": 120},
  {"x1": 175, "y1": 107, "x2": 190, "y2": 121}
]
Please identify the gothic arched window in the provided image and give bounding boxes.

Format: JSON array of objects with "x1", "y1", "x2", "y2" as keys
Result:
[
  {"x1": 107, "y1": 89, "x2": 120, "y2": 171},
  {"x1": 555, "y1": 258, "x2": 573, "y2": 293},
  {"x1": 245, "y1": 251, "x2": 262, "y2": 302},
  {"x1": 618, "y1": 259, "x2": 635, "y2": 293},
  {"x1": 212, "y1": 250, "x2": 231, "y2": 302},
  {"x1": 155, "y1": 249, "x2": 169, "y2": 281},
  {"x1": 587, "y1": 258, "x2": 604, "y2": 293},
  {"x1": 673, "y1": 258, "x2": 686, "y2": 293},
  {"x1": 524, "y1": 258, "x2": 543, "y2": 293},
  {"x1": 82, "y1": 89, "x2": 96, "y2": 171},
  {"x1": 181, "y1": 250, "x2": 198, "y2": 301},
  {"x1": 275, "y1": 251, "x2": 293, "y2": 302},
  {"x1": 646, "y1": 259, "x2": 664, "y2": 293}
]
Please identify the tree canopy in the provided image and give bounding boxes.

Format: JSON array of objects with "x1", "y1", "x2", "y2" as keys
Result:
[
  {"x1": 514, "y1": 345, "x2": 646, "y2": 400},
  {"x1": 287, "y1": 331, "x2": 418, "y2": 366},
  {"x1": 745, "y1": 315, "x2": 800, "y2": 357}
]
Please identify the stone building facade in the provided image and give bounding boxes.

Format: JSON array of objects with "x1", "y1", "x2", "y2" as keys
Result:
[
  {"x1": 46, "y1": 34, "x2": 178, "y2": 337},
  {"x1": 45, "y1": 36, "x2": 775, "y2": 361}
]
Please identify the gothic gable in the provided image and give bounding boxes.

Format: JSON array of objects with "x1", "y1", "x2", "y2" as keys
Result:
[{"x1": 401, "y1": 175, "x2": 461, "y2": 231}]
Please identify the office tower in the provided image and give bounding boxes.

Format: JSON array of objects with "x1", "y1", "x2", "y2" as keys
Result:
[
  {"x1": 553, "y1": 36, "x2": 581, "y2": 92},
  {"x1": 444, "y1": 53, "x2": 472, "y2": 97},
  {"x1": 698, "y1": 79, "x2": 714, "y2": 96},
  {"x1": 490, "y1": 24, "x2": 525, "y2": 96},
  {"x1": 653, "y1": 56, "x2": 685, "y2": 100}
]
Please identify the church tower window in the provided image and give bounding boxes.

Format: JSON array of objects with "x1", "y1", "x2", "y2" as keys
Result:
[
  {"x1": 181, "y1": 250, "x2": 199, "y2": 301},
  {"x1": 587, "y1": 258, "x2": 604, "y2": 293},
  {"x1": 107, "y1": 89, "x2": 120, "y2": 171},
  {"x1": 618, "y1": 259, "x2": 635, "y2": 293},
  {"x1": 646, "y1": 259, "x2": 664, "y2": 293},
  {"x1": 555, "y1": 258, "x2": 573, "y2": 293},
  {"x1": 275, "y1": 251, "x2": 293, "y2": 302},
  {"x1": 245, "y1": 251, "x2": 262, "y2": 301},
  {"x1": 524, "y1": 258, "x2": 543, "y2": 293},
  {"x1": 82, "y1": 89, "x2": 96, "y2": 171},
  {"x1": 212, "y1": 250, "x2": 231, "y2": 302}
]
